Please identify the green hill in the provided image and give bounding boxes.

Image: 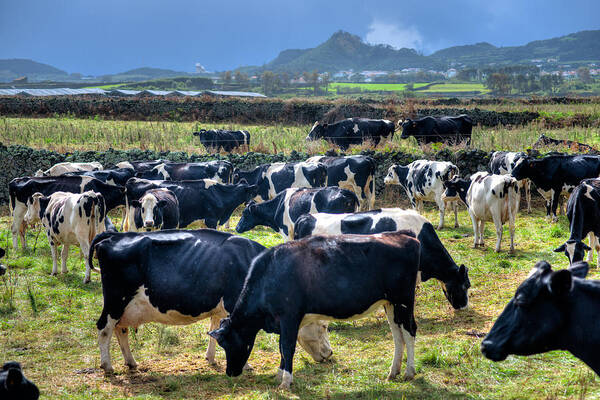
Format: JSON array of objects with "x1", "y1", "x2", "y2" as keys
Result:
[
  {"x1": 0, "y1": 58, "x2": 69, "y2": 82},
  {"x1": 100, "y1": 67, "x2": 195, "y2": 82}
]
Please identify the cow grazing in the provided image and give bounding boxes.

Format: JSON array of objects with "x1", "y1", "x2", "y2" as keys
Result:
[
  {"x1": 554, "y1": 179, "x2": 600, "y2": 267},
  {"x1": 115, "y1": 159, "x2": 171, "y2": 173},
  {"x1": 0, "y1": 361, "x2": 39, "y2": 400},
  {"x1": 193, "y1": 129, "x2": 250, "y2": 152},
  {"x1": 232, "y1": 162, "x2": 327, "y2": 203},
  {"x1": 384, "y1": 160, "x2": 460, "y2": 229},
  {"x1": 481, "y1": 261, "x2": 600, "y2": 376},
  {"x1": 136, "y1": 161, "x2": 233, "y2": 183},
  {"x1": 294, "y1": 208, "x2": 470, "y2": 309},
  {"x1": 66, "y1": 168, "x2": 135, "y2": 187},
  {"x1": 24, "y1": 191, "x2": 106, "y2": 283},
  {"x1": 446, "y1": 172, "x2": 520, "y2": 252},
  {"x1": 511, "y1": 154, "x2": 600, "y2": 221},
  {"x1": 306, "y1": 155, "x2": 376, "y2": 211},
  {"x1": 130, "y1": 189, "x2": 179, "y2": 231},
  {"x1": 0, "y1": 248, "x2": 6, "y2": 277},
  {"x1": 209, "y1": 231, "x2": 420, "y2": 389},
  {"x1": 34, "y1": 161, "x2": 103, "y2": 177},
  {"x1": 124, "y1": 178, "x2": 258, "y2": 230},
  {"x1": 306, "y1": 118, "x2": 395, "y2": 150},
  {"x1": 489, "y1": 151, "x2": 532, "y2": 213},
  {"x1": 236, "y1": 187, "x2": 359, "y2": 240},
  {"x1": 398, "y1": 115, "x2": 472, "y2": 145},
  {"x1": 91, "y1": 229, "x2": 330, "y2": 373},
  {"x1": 533, "y1": 134, "x2": 598, "y2": 153},
  {"x1": 9, "y1": 176, "x2": 125, "y2": 251}
]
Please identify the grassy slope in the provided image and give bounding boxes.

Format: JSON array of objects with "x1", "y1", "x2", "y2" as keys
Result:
[
  {"x1": 327, "y1": 82, "x2": 486, "y2": 93},
  {"x1": 1, "y1": 204, "x2": 600, "y2": 399}
]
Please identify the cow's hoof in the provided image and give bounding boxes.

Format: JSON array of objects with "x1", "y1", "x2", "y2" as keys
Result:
[
  {"x1": 403, "y1": 367, "x2": 416, "y2": 380},
  {"x1": 454, "y1": 224, "x2": 459, "y2": 228},
  {"x1": 437, "y1": 225, "x2": 443, "y2": 230},
  {"x1": 243, "y1": 363, "x2": 253, "y2": 371},
  {"x1": 276, "y1": 368, "x2": 283, "y2": 382},
  {"x1": 51, "y1": 272, "x2": 58, "y2": 276},
  {"x1": 100, "y1": 364, "x2": 114, "y2": 374},
  {"x1": 83, "y1": 278, "x2": 91, "y2": 284},
  {"x1": 495, "y1": 248, "x2": 501, "y2": 253},
  {"x1": 126, "y1": 362, "x2": 138, "y2": 370},
  {"x1": 386, "y1": 371, "x2": 400, "y2": 381},
  {"x1": 277, "y1": 382, "x2": 291, "y2": 391}
]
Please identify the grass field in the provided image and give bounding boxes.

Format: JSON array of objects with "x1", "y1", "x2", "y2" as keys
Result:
[
  {"x1": 328, "y1": 82, "x2": 488, "y2": 94},
  {"x1": 2, "y1": 116, "x2": 600, "y2": 155},
  {"x1": 1, "y1": 201, "x2": 599, "y2": 399},
  {"x1": 417, "y1": 83, "x2": 489, "y2": 93}
]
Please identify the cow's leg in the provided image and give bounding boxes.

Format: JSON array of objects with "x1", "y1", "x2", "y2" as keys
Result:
[
  {"x1": 11, "y1": 203, "x2": 27, "y2": 251},
  {"x1": 79, "y1": 240, "x2": 93, "y2": 283},
  {"x1": 98, "y1": 314, "x2": 117, "y2": 373},
  {"x1": 389, "y1": 302, "x2": 416, "y2": 380},
  {"x1": 551, "y1": 189, "x2": 560, "y2": 222},
  {"x1": 384, "y1": 304, "x2": 405, "y2": 380},
  {"x1": 50, "y1": 239, "x2": 59, "y2": 276},
  {"x1": 115, "y1": 327, "x2": 137, "y2": 370},
  {"x1": 491, "y1": 209, "x2": 503, "y2": 252},
  {"x1": 525, "y1": 179, "x2": 532, "y2": 213},
  {"x1": 478, "y1": 220, "x2": 486, "y2": 247},
  {"x1": 469, "y1": 212, "x2": 479, "y2": 248},
  {"x1": 206, "y1": 315, "x2": 221, "y2": 364},
  {"x1": 508, "y1": 211, "x2": 516, "y2": 254},
  {"x1": 278, "y1": 318, "x2": 300, "y2": 390},
  {"x1": 60, "y1": 244, "x2": 70, "y2": 274},
  {"x1": 453, "y1": 201, "x2": 459, "y2": 228},
  {"x1": 401, "y1": 326, "x2": 416, "y2": 380},
  {"x1": 120, "y1": 207, "x2": 126, "y2": 231},
  {"x1": 436, "y1": 196, "x2": 445, "y2": 230},
  {"x1": 588, "y1": 233, "x2": 596, "y2": 263}
]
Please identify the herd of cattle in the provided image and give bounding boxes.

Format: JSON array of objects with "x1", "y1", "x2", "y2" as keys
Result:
[{"x1": 4, "y1": 119, "x2": 600, "y2": 396}]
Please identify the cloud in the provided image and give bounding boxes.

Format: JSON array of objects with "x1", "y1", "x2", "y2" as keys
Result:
[{"x1": 365, "y1": 20, "x2": 423, "y2": 51}]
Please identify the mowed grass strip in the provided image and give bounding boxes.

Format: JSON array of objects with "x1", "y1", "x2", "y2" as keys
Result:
[{"x1": 1, "y1": 199, "x2": 599, "y2": 399}]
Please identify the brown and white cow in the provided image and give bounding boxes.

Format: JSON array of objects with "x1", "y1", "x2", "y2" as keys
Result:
[{"x1": 24, "y1": 191, "x2": 107, "y2": 283}]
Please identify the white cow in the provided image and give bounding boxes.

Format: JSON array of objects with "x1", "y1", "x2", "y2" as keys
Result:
[
  {"x1": 489, "y1": 151, "x2": 532, "y2": 213},
  {"x1": 24, "y1": 191, "x2": 106, "y2": 283},
  {"x1": 384, "y1": 160, "x2": 460, "y2": 229},
  {"x1": 34, "y1": 162, "x2": 103, "y2": 177}
]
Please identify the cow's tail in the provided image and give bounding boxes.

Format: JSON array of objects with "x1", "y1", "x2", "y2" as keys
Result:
[{"x1": 88, "y1": 230, "x2": 116, "y2": 273}]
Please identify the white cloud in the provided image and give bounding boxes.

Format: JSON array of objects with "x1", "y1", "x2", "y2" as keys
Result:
[{"x1": 365, "y1": 20, "x2": 423, "y2": 51}]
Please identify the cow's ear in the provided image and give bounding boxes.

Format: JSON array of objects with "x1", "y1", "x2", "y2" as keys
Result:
[
  {"x1": 569, "y1": 261, "x2": 589, "y2": 279},
  {"x1": 208, "y1": 328, "x2": 223, "y2": 342},
  {"x1": 459, "y1": 264, "x2": 468, "y2": 278},
  {"x1": 553, "y1": 243, "x2": 566, "y2": 252},
  {"x1": 131, "y1": 200, "x2": 141, "y2": 208},
  {"x1": 548, "y1": 269, "x2": 573, "y2": 296},
  {"x1": 5, "y1": 367, "x2": 23, "y2": 390}
]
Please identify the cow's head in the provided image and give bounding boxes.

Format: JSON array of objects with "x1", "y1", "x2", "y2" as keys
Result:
[
  {"x1": 297, "y1": 322, "x2": 333, "y2": 362},
  {"x1": 306, "y1": 121, "x2": 328, "y2": 141},
  {"x1": 384, "y1": 165, "x2": 408, "y2": 186},
  {"x1": 481, "y1": 261, "x2": 589, "y2": 362},
  {"x1": 208, "y1": 318, "x2": 257, "y2": 377},
  {"x1": 510, "y1": 157, "x2": 536, "y2": 181},
  {"x1": 79, "y1": 191, "x2": 107, "y2": 234},
  {"x1": 441, "y1": 264, "x2": 470, "y2": 310},
  {"x1": 236, "y1": 201, "x2": 258, "y2": 233},
  {"x1": 442, "y1": 176, "x2": 471, "y2": 206},
  {"x1": 0, "y1": 361, "x2": 40, "y2": 400},
  {"x1": 554, "y1": 239, "x2": 591, "y2": 265},
  {"x1": 192, "y1": 129, "x2": 207, "y2": 137},
  {"x1": 400, "y1": 119, "x2": 417, "y2": 139},
  {"x1": 131, "y1": 191, "x2": 168, "y2": 231},
  {"x1": 24, "y1": 193, "x2": 50, "y2": 225}
]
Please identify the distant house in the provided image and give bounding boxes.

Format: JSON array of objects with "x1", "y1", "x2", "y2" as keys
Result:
[{"x1": 12, "y1": 76, "x2": 27, "y2": 84}]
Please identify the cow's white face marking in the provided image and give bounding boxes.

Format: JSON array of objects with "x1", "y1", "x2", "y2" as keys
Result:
[
  {"x1": 297, "y1": 321, "x2": 332, "y2": 362},
  {"x1": 353, "y1": 124, "x2": 359, "y2": 134},
  {"x1": 267, "y1": 163, "x2": 287, "y2": 199},
  {"x1": 24, "y1": 195, "x2": 42, "y2": 224},
  {"x1": 140, "y1": 193, "x2": 159, "y2": 228},
  {"x1": 384, "y1": 166, "x2": 399, "y2": 185},
  {"x1": 79, "y1": 176, "x2": 94, "y2": 193},
  {"x1": 566, "y1": 241, "x2": 577, "y2": 263}
]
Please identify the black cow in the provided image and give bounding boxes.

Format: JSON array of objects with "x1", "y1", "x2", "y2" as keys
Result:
[
  {"x1": 306, "y1": 118, "x2": 395, "y2": 150},
  {"x1": 136, "y1": 161, "x2": 233, "y2": 183},
  {"x1": 66, "y1": 168, "x2": 135, "y2": 187},
  {"x1": 232, "y1": 162, "x2": 327, "y2": 202},
  {"x1": 236, "y1": 187, "x2": 359, "y2": 240},
  {"x1": 0, "y1": 248, "x2": 6, "y2": 276},
  {"x1": 554, "y1": 179, "x2": 600, "y2": 267},
  {"x1": 115, "y1": 159, "x2": 172, "y2": 172},
  {"x1": 511, "y1": 154, "x2": 600, "y2": 221},
  {"x1": 209, "y1": 231, "x2": 420, "y2": 389},
  {"x1": 131, "y1": 189, "x2": 180, "y2": 231},
  {"x1": 533, "y1": 134, "x2": 598, "y2": 153},
  {"x1": 294, "y1": 208, "x2": 470, "y2": 310},
  {"x1": 306, "y1": 155, "x2": 376, "y2": 211},
  {"x1": 0, "y1": 361, "x2": 39, "y2": 400},
  {"x1": 9, "y1": 176, "x2": 125, "y2": 251},
  {"x1": 193, "y1": 129, "x2": 250, "y2": 152},
  {"x1": 489, "y1": 151, "x2": 532, "y2": 213},
  {"x1": 399, "y1": 115, "x2": 472, "y2": 145},
  {"x1": 124, "y1": 178, "x2": 257, "y2": 230},
  {"x1": 481, "y1": 261, "x2": 600, "y2": 375}
]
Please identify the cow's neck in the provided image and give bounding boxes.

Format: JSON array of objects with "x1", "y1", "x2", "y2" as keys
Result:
[
  {"x1": 253, "y1": 201, "x2": 281, "y2": 231},
  {"x1": 566, "y1": 200, "x2": 586, "y2": 241},
  {"x1": 564, "y1": 282, "x2": 600, "y2": 374}
]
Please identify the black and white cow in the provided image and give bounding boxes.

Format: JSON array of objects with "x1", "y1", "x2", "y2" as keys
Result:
[
  {"x1": 236, "y1": 187, "x2": 359, "y2": 240},
  {"x1": 0, "y1": 361, "x2": 39, "y2": 400},
  {"x1": 136, "y1": 161, "x2": 233, "y2": 183},
  {"x1": 306, "y1": 118, "x2": 395, "y2": 150},
  {"x1": 481, "y1": 261, "x2": 600, "y2": 376},
  {"x1": 511, "y1": 154, "x2": 600, "y2": 221},
  {"x1": 34, "y1": 161, "x2": 103, "y2": 177},
  {"x1": 0, "y1": 248, "x2": 6, "y2": 277},
  {"x1": 384, "y1": 160, "x2": 460, "y2": 229},
  {"x1": 130, "y1": 189, "x2": 179, "y2": 231},
  {"x1": 398, "y1": 115, "x2": 472, "y2": 145},
  {"x1": 124, "y1": 178, "x2": 258, "y2": 230},
  {"x1": 115, "y1": 159, "x2": 171, "y2": 173},
  {"x1": 306, "y1": 155, "x2": 376, "y2": 211},
  {"x1": 9, "y1": 176, "x2": 125, "y2": 251},
  {"x1": 193, "y1": 129, "x2": 250, "y2": 152},
  {"x1": 554, "y1": 179, "x2": 600, "y2": 267},
  {"x1": 533, "y1": 134, "x2": 598, "y2": 153},
  {"x1": 91, "y1": 229, "x2": 332, "y2": 373},
  {"x1": 489, "y1": 151, "x2": 532, "y2": 213},
  {"x1": 66, "y1": 168, "x2": 135, "y2": 187},
  {"x1": 232, "y1": 162, "x2": 327, "y2": 203},
  {"x1": 24, "y1": 191, "x2": 106, "y2": 283},
  {"x1": 209, "y1": 231, "x2": 420, "y2": 389},
  {"x1": 444, "y1": 172, "x2": 520, "y2": 252},
  {"x1": 294, "y1": 208, "x2": 470, "y2": 309}
]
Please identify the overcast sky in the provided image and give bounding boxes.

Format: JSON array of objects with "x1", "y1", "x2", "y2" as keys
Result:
[{"x1": 0, "y1": 0, "x2": 598, "y2": 75}]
